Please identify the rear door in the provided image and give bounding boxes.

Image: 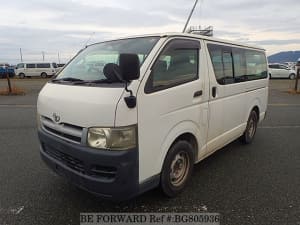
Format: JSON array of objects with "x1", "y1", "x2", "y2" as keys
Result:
[
  {"x1": 137, "y1": 38, "x2": 209, "y2": 182},
  {"x1": 206, "y1": 43, "x2": 246, "y2": 153}
]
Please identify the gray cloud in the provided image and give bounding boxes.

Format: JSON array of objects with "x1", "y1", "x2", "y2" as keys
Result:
[{"x1": 0, "y1": 0, "x2": 300, "y2": 64}]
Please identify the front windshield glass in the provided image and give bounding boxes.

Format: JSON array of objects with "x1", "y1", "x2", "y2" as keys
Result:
[{"x1": 56, "y1": 37, "x2": 159, "y2": 82}]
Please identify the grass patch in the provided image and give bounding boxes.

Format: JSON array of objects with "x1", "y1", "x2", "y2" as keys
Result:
[
  {"x1": 0, "y1": 86, "x2": 26, "y2": 96},
  {"x1": 287, "y1": 89, "x2": 300, "y2": 94}
]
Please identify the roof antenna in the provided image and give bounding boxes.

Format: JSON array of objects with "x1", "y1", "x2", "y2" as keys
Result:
[
  {"x1": 84, "y1": 32, "x2": 95, "y2": 48},
  {"x1": 182, "y1": 0, "x2": 199, "y2": 33}
]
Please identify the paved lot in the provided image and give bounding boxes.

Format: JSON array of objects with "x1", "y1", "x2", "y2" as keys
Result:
[{"x1": 0, "y1": 79, "x2": 300, "y2": 225}]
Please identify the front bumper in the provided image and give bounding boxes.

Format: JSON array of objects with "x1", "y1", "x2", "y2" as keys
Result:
[{"x1": 38, "y1": 129, "x2": 139, "y2": 201}]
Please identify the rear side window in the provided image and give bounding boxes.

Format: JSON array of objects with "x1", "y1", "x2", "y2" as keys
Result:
[
  {"x1": 37, "y1": 63, "x2": 51, "y2": 68},
  {"x1": 244, "y1": 50, "x2": 268, "y2": 80},
  {"x1": 52, "y1": 63, "x2": 58, "y2": 68},
  {"x1": 27, "y1": 64, "x2": 36, "y2": 68},
  {"x1": 208, "y1": 43, "x2": 267, "y2": 84},
  {"x1": 145, "y1": 39, "x2": 199, "y2": 93}
]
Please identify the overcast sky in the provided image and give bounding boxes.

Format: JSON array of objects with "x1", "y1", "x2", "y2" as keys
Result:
[{"x1": 0, "y1": 0, "x2": 299, "y2": 64}]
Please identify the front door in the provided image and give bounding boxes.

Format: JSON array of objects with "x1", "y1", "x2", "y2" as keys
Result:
[{"x1": 137, "y1": 38, "x2": 209, "y2": 182}]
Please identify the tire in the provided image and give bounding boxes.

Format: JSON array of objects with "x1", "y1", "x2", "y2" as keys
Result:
[
  {"x1": 160, "y1": 140, "x2": 194, "y2": 197},
  {"x1": 19, "y1": 73, "x2": 25, "y2": 79},
  {"x1": 41, "y1": 72, "x2": 47, "y2": 78},
  {"x1": 289, "y1": 74, "x2": 295, "y2": 80},
  {"x1": 240, "y1": 110, "x2": 258, "y2": 144}
]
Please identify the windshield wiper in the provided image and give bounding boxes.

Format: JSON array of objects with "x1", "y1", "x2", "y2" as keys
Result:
[
  {"x1": 72, "y1": 79, "x2": 123, "y2": 85},
  {"x1": 52, "y1": 77, "x2": 84, "y2": 83}
]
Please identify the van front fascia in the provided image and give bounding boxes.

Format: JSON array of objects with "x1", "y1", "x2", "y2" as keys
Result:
[{"x1": 38, "y1": 127, "x2": 144, "y2": 200}]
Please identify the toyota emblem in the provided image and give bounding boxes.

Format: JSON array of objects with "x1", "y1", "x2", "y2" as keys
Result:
[{"x1": 52, "y1": 113, "x2": 61, "y2": 123}]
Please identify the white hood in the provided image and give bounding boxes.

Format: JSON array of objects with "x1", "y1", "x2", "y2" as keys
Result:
[{"x1": 37, "y1": 83, "x2": 124, "y2": 128}]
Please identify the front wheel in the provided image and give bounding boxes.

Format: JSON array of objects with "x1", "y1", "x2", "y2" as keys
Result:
[
  {"x1": 289, "y1": 74, "x2": 296, "y2": 80},
  {"x1": 19, "y1": 73, "x2": 25, "y2": 79},
  {"x1": 160, "y1": 140, "x2": 194, "y2": 197},
  {"x1": 240, "y1": 110, "x2": 258, "y2": 144},
  {"x1": 41, "y1": 72, "x2": 47, "y2": 78}
]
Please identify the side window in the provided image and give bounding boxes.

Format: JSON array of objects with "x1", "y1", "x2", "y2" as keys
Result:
[
  {"x1": 37, "y1": 63, "x2": 51, "y2": 68},
  {"x1": 17, "y1": 63, "x2": 24, "y2": 69},
  {"x1": 279, "y1": 65, "x2": 288, "y2": 70},
  {"x1": 233, "y1": 49, "x2": 247, "y2": 82},
  {"x1": 222, "y1": 51, "x2": 234, "y2": 84},
  {"x1": 245, "y1": 50, "x2": 267, "y2": 80},
  {"x1": 27, "y1": 64, "x2": 36, "y2": 68},
  {"x1": 269, "y1": 64, "x2": 275, "y2": 69},
  {"x1": 208, "y1": 44, "x2": 267, "y2": 84},
  {"x1": 145, "y1": 39, "x2": 199, "y2": 93},
  {"x1": 208, "y1": 44, "x2": 234, "y2": 85}
]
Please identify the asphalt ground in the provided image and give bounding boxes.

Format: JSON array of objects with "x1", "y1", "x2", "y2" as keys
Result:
[{"x1": 0, "y1": 79, "x2": 300, "y2": 225}]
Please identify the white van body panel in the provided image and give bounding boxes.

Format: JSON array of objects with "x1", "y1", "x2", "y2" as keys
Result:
[{"x1": 38, "y1": 83, "x2": 123, "y2": 127}]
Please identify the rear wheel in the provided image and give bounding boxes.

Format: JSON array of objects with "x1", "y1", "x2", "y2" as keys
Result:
[
  {"x1": 240, "y1": 110, "x2": 258, "y2": 144},
  {"x1": 160, "y1": 140, "x2": 194, "y2": 197},
  {"x1": 41, "y1": 72, "x2": 47, "y2": 78},
  {"x1": 289, "y1": 74, "x2": 296, "y2": 80},
  {"x1": 19, "y1": 73, "x2": 25, "y2": 79}
]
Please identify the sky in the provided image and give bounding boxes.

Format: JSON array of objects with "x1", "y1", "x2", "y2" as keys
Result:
[{"x1": 0, "y1": 0, "x2": 299, "y2": 64}]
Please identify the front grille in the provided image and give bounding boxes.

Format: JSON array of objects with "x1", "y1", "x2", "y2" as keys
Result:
[
  {"x1": 43, "y1": 145, "x2": 85, "y2": 174},
  {"x1": 42, "y1": 144, "x2": 117, "y2": 180},
  {"x1": 41, "y1": 116, "x2": 83, "y2": 144}
]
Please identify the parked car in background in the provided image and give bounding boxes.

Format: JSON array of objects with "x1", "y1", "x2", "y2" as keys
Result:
[
  {"x1": 15, "y1": 62, "x2": 58, "y2": 78},
  {"x1": 0, "y1": 63, "x2": 15, "y2": 78},
  {"x1": 268, "y1": 63, "x2": 296, "y2": 79},
  {"x1": 56, "y1": 63, "x2": 66, "y2": 73}
]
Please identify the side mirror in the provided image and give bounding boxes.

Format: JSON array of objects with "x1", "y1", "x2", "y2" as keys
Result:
[{"x1": 119, "y1": 53, "x2": 140, "y2": 81}]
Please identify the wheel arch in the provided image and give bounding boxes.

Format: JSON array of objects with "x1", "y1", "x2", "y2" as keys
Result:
[{"x1": 157, "y1": 121, "x2": 201, "y2": 175}]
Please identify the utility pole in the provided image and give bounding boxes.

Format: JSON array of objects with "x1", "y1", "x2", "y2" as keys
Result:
[
  {"x1": 20, "y1": 48, "x2": 23, "y2": 62},
  {"x1": 42, "y1": 51, "x2": 45, "y2": 62},
  {"x1": 183, "y1": 0, "x2": 199, "y2": 33},
  {"x1": 58, "y1": 52, "x2": 61, "y2": 64}
]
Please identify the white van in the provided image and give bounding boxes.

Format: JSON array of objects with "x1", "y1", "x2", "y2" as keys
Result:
[
  {"x1": 37, "y1": 33, "x2": 268, "y2": 200},
  {"x1": 16, "y1": 62, "x2": 58, "y2": 78}
]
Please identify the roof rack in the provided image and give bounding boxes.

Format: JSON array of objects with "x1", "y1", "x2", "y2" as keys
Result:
[{"x1": 186, "y1": 26, "x2": 213, "y2": 37}]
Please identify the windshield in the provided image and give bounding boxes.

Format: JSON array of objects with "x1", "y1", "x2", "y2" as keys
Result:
[{"x1": 56, "y1": 37, "x2": 159, "y2": 82}]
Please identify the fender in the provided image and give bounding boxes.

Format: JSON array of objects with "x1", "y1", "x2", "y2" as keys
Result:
[{"x1": 155, "y1": 120, "x2": 203, "y2": 174}]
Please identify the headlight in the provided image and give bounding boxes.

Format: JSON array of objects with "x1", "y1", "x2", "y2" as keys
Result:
[{"x1": 87, "y1": 125, "x2": 137, "y2": 150}]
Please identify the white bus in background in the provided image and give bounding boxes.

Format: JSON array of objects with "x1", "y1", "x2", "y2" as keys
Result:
[
  {"x1": 15, "y1": 62, "x2": 58, "y2": 78},
  {"x1": 37, "y1": 33, "x2": 269, "y2": 200}
]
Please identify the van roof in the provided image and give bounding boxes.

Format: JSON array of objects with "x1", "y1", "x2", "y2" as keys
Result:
[{"x1": 92, "y1": 32, "x2": 265, "y2": 51}]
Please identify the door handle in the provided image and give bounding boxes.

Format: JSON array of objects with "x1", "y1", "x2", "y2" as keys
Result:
[
  {"x1": 212, "y1": 87, "x2": 217, "y2": 98},
  {"x1": 193, "y1": 90, "x2": 203, "y2": 98}
]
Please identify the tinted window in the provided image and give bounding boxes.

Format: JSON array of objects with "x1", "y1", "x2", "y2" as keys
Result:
[
  {"x1": 233, "y1": 49, "x2": 247, "y2": 82},
  {"x1": 52, "y1": 63, "x2": 58, "y2": 68},
  {"x1": 145, "y1": 39, "x2": 199, "y2": 93},
  {"x1": 37, "y1": 63, "x2": 50, "y2": 68},
  {"x1": 27, "y1": 64, "x2": 36, "y2": 68},
  {"x1": 222, "y1": 51, "x2": 234, "y2": 84},
  {"x1": 208, "y1": 44, "x2": 267, "y2": 84},
  {"x1": 245, "y1": 50, "x2": 268, "y2": 80}
]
